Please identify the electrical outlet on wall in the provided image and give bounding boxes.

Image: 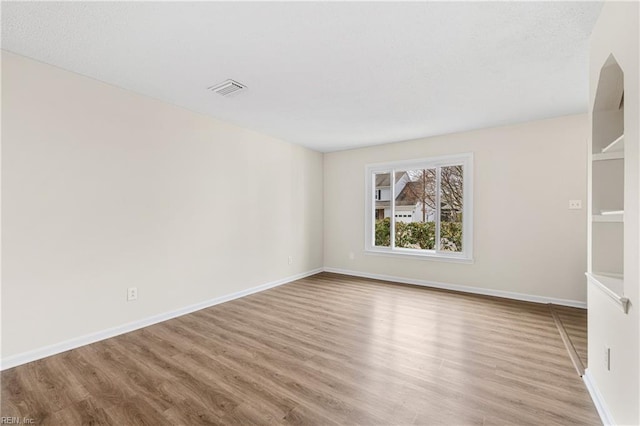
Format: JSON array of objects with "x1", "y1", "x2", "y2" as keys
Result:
[
  {"x1": 568, "y1": 200, "x2": 582, "y2": 209},
  {"x1": 288, "y1": 256, "x2": 293, "y2": 265},
  {"x1": 127, "y1": 287, "x2": 138, "y2": 302}
]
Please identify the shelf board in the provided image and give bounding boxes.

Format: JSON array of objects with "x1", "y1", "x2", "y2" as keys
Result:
[
  {"x1": 593, "y1": 151, "x2": 624, "y2": 161},
  {"x1": 592, "y1": 212, "x2": 623, "y2": 222},
  {"x1": 601, "y1": 134, "x2": 624, "y2": 153},
  {"x1": 586, "y1": 272, "x2": 628, "y2": 313}
]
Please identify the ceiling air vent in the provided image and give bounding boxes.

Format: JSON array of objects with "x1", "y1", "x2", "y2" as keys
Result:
[{"x1": 207, "y1": 79, "x2": 247, "y2": 96}]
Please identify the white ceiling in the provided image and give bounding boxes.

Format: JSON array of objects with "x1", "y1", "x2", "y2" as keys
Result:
[{"x1": 2, "y1": 1, "x2": 603, "y2": 152}]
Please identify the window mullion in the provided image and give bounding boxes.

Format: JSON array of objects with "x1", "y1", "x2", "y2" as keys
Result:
[
  {"x1": 390, "y1": 169, "x2": 396, "y2": 249},
  {"x1": 371, "y1": 173, "x2": 376, "y2": 246},
  {"x1": 435, "y1": 166, "x2": 441, "y2": 252}
]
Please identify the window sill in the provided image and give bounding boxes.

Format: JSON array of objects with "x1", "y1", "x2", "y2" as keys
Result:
[{"x1": 364, "y1": 248, "x2": 474, "y2": 264}]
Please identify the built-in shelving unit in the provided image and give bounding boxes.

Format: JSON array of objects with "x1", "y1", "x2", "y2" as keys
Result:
[
  {"x1": 601, "y1": 134, "x2": 624, "y2": 153},
  {"x1": 588, "y1": 56, "x2": 625, "y2": 311},
  {"x1": 592, "y1": 151, "x2": 624, "y2": 161},
  {"x1": 586, "y1": 272, "x2": 629, "y2": 313},
  {"x1": 592, "y1": 213, "x2": 623, "y2": 222}
]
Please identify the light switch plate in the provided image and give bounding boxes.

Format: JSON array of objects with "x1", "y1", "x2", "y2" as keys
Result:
[{"x1": 127, "y1": 287, "x2": 138, "y2": 301}]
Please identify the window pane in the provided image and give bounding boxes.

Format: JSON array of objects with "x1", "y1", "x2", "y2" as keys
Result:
[
  {"x1": 394, "y1": 169, "x2": 436, "y2": 250},
  {"x1": 374, "y1": 172, "x2": 391, "y2": 247},
  {"x1": 439, "y1": 165, "x2": 463, "y2": 252}
]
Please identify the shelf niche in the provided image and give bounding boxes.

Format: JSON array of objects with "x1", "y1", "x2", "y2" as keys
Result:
[
  {"x1": 602, "y1": 134, "x2": 624, "y2": 153},
  {"x1": 592, "y1": 157, "x2": 624, "y2": 214},
  {"x1": 589, "y1": 54, "x2": 625, "y2": 308}
]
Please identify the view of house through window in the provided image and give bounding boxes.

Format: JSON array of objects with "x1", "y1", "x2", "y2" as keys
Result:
[
  {"x1": 373, "y1": 172, "x2": 391, "y2": 247},
  {"x1": 368, "y1": 155, "x2": 471, "y2": 259},
  {"x1": 439, "y1": 165, "x2": 464, "y2": 251}
]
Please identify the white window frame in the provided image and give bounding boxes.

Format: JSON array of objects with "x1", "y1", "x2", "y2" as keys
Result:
[{"x1": 364, "y1": 153, "x2": 473, "y2": 262}]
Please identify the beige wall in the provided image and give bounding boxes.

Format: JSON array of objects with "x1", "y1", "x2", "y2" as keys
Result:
[
  {"x1": 324, "y1": 114, "x2": 589, "y2": 303},
  {"x1": 1, "y1": 51, "x2": 324, "y2": 359},
  {"x1": 587, "y1": 1, "x2": 639, "y2": 424}
]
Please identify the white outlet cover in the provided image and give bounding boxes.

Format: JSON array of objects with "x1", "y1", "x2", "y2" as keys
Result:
[{"x1": 569, "y1": 200, "x2": 582, "y2": 209}]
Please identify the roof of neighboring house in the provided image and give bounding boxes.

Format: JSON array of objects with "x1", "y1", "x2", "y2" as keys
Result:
[
  {"x1": 376, "y1": 180, "x2": 458, "y2": 213},
  {"x1": 395, "y1": 181, "x2": 422, "y2": 206},
  {"x1": 375, "y1": 181, "x2": 422, "y2": 208},
  {"x1": 375, "y1": 172, "x2": 406, "y2": 187}
]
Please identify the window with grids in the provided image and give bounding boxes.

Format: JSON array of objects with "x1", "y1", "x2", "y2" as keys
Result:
[{"x1": 365, "y1": 154, "x2": 473, "y2": 261}]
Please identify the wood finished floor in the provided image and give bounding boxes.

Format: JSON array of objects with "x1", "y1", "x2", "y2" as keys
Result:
[
  {"x1": 553, "y1": 305, "x2": 588, "y2": 369},
  {"x1": 1, "y1": 272, "x2": 600, "y2": 425}
]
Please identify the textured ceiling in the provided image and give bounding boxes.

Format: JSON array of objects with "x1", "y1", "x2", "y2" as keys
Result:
[{"x1": 2, "y1": 2, "x2": 603, "y2": 152}]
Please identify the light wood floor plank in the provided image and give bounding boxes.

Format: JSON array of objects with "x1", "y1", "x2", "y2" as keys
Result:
[
  {"x1": 552, "y1": 305, "x2": 589, "y2": 368},
  {"x1": 1, "y1": 272, "x2": 599, "y2": 425}
]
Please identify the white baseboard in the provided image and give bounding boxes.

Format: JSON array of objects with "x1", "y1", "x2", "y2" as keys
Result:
[
  {"x1": 583, "y1": 369, "x2": 615, "y2": 425},
  {"x1": 323, "y1": 267, "x2": 587, "y2": 309},
  {"x1": 0, "y1": 268, "x2": 323, "y2": 371}
]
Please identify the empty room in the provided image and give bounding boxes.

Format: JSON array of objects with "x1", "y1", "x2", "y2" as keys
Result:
[{"x1": 1, "y1": 1, "x2": 638, "y2": 425}]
